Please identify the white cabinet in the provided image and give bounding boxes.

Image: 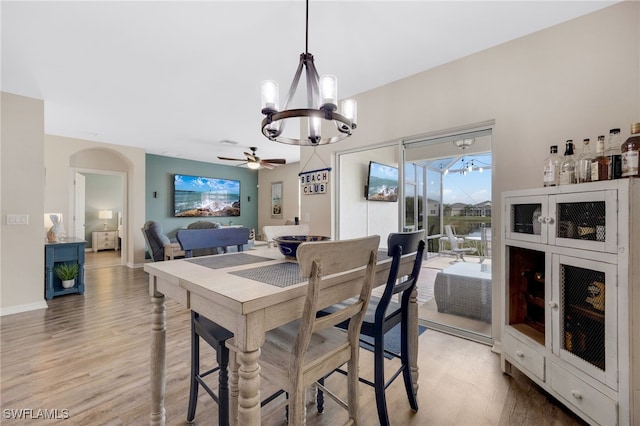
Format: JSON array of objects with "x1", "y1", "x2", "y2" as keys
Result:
[
  {"x1": 501, "y1": 179, "x2": 640, "y2": 425},
  {"x1": 92, "y1": 230, "x2": 119, "y2": 253}
]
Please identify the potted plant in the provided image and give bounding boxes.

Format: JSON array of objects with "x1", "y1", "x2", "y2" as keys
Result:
[{"x1": 54, "y1": 263, "x2": 79, "y2": 289}]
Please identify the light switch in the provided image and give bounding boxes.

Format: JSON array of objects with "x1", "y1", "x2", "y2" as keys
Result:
[{"x1": 6, "y1": 214, "x2": 29, "y2": 225}]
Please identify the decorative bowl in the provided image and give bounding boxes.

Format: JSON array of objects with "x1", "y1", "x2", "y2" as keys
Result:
[{"x1": 273, "y1": 235, "x2": 331, "y2": 260}]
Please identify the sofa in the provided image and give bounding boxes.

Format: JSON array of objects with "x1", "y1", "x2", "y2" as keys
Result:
[{"x1": 176, "y1": 227, "x2": 251, "y2": 258}]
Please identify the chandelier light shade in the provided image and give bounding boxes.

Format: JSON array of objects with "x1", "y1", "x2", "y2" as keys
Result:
[{"x1": 260, "y1": 0, "x2": 357, "y2": 146}]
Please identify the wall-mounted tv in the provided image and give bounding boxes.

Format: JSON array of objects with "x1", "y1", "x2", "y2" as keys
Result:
[
  {"x1": 365, "y1": 161, "x2": 398, "y2": 202},
  {"x1": 174, "y1": 174, "x2": 241, "y2": 217}
]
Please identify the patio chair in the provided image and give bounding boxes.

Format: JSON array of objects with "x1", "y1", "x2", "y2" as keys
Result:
[{"x1": 445, "y1": 225, "x2": 476, "y2": 263}]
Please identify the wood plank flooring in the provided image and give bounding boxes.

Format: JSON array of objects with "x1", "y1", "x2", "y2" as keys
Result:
[{"x1": 0, "y1": 261, "x2": 587, "y2": 425}]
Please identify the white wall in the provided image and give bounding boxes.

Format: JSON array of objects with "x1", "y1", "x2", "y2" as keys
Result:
[
  {"x1": 299, "y1": 2, "x2": 639, "y2": 340},
  {"x1": 1, "y1": 92, "x2": 47, "y2": 314},
  {"x1": 45, "y1": 135, "x2": 147, "y2": 267},
  {"x1": 338, "y1": 145, "x2": 399, "y2": 243},
  {"x1": 257, "y1": 161, "x2": 304, "y2": 236}
]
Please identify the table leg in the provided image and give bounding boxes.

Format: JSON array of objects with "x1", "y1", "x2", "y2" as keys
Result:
[
  {"x1": 236, "y1": 347, "x2": 261, "y2": 425},
  {"x1": 150, "y1": 293, "x2": 166, "y2": 426}
]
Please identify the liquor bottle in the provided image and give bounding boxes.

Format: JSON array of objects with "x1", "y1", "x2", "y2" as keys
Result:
[
  {"x1": 605, "y1": 128, "x2": 622, "y2": 179},
  {"x1": 621, "y1": 122, "x2": 640, "y2": 177},
  {"x1": 576, "y1": 138, "x2": 593, "y2": 183},
  {"x1": 559, "y1": 140, "x2": 576, "y2": 185},
  {"x1": 543, "y1": 145, "x2": 561, "y2": 187},
  {"x1": 577, "y1": 202, "x2": 596, "y2": 240},
  {"x1": 591, "y1": 135, "x2": 609, "y2": 181}
]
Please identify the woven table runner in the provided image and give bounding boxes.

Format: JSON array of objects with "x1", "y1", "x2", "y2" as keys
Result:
[
  {"x1": 229, "y1": 262, "x2": 304, "y2": 288},
  {"x1": 186, "y1": 253, "x2": 274, "y2": 269}
]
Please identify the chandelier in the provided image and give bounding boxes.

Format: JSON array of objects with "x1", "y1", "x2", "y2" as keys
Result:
[{"x1": 260, "y1": 0, "x2": 357, "y2": 146}]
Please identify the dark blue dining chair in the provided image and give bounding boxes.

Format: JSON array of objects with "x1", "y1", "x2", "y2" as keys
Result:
[{"x1": 317, "y1": 230, "x2": 425, "y2": 426}]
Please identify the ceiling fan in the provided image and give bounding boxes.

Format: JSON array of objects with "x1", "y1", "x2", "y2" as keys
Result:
[{"x1": 217, "y1": 146, "x2": 286, "y2": 170}]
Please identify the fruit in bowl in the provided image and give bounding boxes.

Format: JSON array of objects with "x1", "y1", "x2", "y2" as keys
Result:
[{"x1": 273, "y1": 235, "x2": 331, "y2": 260}]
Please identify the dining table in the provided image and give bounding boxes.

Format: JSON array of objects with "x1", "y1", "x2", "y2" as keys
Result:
[{"x1": 144, "y1": 244, "x2": 420, "y2": 425}]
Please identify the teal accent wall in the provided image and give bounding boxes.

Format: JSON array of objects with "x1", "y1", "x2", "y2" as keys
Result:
[{"x1": 145, "y1": 154, "x2": 258, "y2": 239}]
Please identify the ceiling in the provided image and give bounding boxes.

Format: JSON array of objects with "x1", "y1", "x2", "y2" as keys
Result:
[{"x1": 2, "y1": 1, "x2": 618, "y2": 167}]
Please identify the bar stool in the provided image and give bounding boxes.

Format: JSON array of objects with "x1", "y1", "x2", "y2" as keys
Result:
[
  {"x1": 318, "y1": 231, "x2": 425, "y2": 426},
  {"x1": 187, "y1": 311, "x2": 234, "y2": 425}
]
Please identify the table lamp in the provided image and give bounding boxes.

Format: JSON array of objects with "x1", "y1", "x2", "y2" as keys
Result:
[{"x1": 98, "y1": 210, "x2": 113, "y2": 230}]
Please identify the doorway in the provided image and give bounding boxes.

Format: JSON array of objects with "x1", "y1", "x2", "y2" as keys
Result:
[
  {"x1": 404, "y1": 127, "x2": 493, "y2": 343},
  {"x1": 73, "y1": 169, "x2": 126, "y2": 269}
]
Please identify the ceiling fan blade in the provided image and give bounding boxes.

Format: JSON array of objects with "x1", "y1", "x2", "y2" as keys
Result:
[
  {"x1": 262, "y1": 158, "x2": 287, "y2": 164},
  {"x1": 217, "y1": 156, "x2": 246, "y2": 161},
  {"x1": 260, "y1": 161, "x2": 275, "y2": 170}
]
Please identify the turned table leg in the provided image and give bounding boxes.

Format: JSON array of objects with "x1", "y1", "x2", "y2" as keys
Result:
[
  {"x1": 236, "y1": 347, "x2": 261, "y2": 425},
  {"x1": 150, "y1": 293, "x2": 166, "y2": 426}
]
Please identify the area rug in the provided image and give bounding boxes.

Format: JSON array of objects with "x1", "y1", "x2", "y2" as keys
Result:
[{"x1": 359, "y1": 324, "x2": 428, "y2": 359}]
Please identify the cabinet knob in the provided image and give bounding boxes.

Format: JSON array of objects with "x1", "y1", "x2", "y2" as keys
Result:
[
  {"x1": 515, "y1": 350, "x2": 524, "y2": 358},
  {"x1": 571, "y1": 390, "x2": 582, "y2": 400},
  {"x1": 544, "y1": 216, "x2": 553, "y2": 224},
  {"x1": 537, "y1": 216, "x2": 545, "y2": 223},
  {"x1": 548, "y1": 301, "x2": 558, "y2": 309}
]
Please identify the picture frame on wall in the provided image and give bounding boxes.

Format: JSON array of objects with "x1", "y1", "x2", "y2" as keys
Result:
[{"x1": 271, "y1": 181, "x2": 283, "y2": 218}]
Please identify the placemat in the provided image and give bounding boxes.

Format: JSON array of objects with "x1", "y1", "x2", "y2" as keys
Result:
[
  {"x1": 229, "y1": 262, "x2": 305, "y2": 288},
  {"x1": 186, "y1": 253, "x2": 274, "y2": 269}
]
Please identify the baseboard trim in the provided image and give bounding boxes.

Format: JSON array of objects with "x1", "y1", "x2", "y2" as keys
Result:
[{"x1": 0, "y1": 300, "x2": 48, "y2": 317}]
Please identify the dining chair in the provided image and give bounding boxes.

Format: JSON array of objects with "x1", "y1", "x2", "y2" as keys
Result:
[
  {"x1": 188, "y1": 313, "x2": 286, "y2": 425},
  {"x1": 187, "y1": 311, "x2": 234, "y2": 425},
  {"x1": 445, "y1": 224, "x2": 476, "y2": 262},
  {"x1": 317, "y1": 230, "x2": 426, "y2": 426},
  {"x1": 229, "y1": 235, "x2": 380, "y2": 425}
]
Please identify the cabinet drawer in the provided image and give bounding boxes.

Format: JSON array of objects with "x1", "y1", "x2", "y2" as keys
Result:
[
  {"x1": 503, "y1": 332, "x2": 545, "y2": 382},
  {"x1": 550, "y1": 362, "x2": 617, "y2": 425}
]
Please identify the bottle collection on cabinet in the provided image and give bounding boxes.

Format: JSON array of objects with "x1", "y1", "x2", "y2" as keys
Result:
[{"x1": 543, "y1": 122, "x2": 640, "y2": 186}]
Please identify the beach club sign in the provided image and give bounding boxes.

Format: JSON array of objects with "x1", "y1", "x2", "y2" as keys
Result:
[{"x1": 299, "y1": 168, "x2": 330, "y2": 195}]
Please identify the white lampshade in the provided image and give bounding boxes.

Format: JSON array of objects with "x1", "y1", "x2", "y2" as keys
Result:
[
  {"x1": 98, "y1": 210, "x2": 113, "y2": 220},
  {"x1": 341, "y1": 99, "x2": 357, "y2": 125},
  {"x1": 261, "y1": 80, "x2": 279, "y2": 112},
  {"x1": 247, "y1": 161, "x2": 260, "y2": 170},
  {"x1": 319, "y1": 75, "x2": 337, "y2": 109}
]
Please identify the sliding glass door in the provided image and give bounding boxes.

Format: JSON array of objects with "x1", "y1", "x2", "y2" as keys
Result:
[{"x1": 404, "y1": 127, "x2": 493, "y2": 343}]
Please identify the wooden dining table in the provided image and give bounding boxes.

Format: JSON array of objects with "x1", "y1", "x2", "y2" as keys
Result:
[{"x1": 144, "y1": 245, "x2": 420, "y2": 425}]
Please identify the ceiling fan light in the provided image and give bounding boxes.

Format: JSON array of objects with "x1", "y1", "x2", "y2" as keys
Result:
[
  {"x1": 261, "y1": 80, "x2": 279, "y2": 113},
  {"x1": 247, "y1": 161, "x2": 261, "y2": 170}
]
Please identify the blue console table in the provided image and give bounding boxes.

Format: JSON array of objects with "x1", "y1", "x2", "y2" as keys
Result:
[{"x1": 45, "y1": 238, "x2": 86, "y2": 300}]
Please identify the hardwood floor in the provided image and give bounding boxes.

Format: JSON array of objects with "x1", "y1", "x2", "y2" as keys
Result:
[{"x1": 0, "y1": 264, "x2": 587, "y2": 425}]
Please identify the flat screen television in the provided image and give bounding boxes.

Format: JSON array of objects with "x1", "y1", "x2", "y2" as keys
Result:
[
  {"x1": 173, "y1": 174, "x2": 241, "y2": 217},
  {"x1": 365, "y1": 161, "x2": 398, "y2": 202}
]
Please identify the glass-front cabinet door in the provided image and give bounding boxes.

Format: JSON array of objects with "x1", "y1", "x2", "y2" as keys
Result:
[
  {"x1": 549, "y1": 190, "x2": 618, "y2": 253},
  {"x1": 505, "y1": 189, "x2": 618, "y2": 253},
  {"x1": 551, "y1": 254, "x2": 618, "y2": 389},
  {"x1": 504, "y1": 195, "x2": 548, "y2": 244}
]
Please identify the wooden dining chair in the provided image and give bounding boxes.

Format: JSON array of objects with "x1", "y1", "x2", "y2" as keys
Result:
[
  {"x1": 318, "y1": 230, "x2": 426, "y2": 426},
  {"x1": 229, "y1": 235, "x2": 380, "y2": 425}
]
